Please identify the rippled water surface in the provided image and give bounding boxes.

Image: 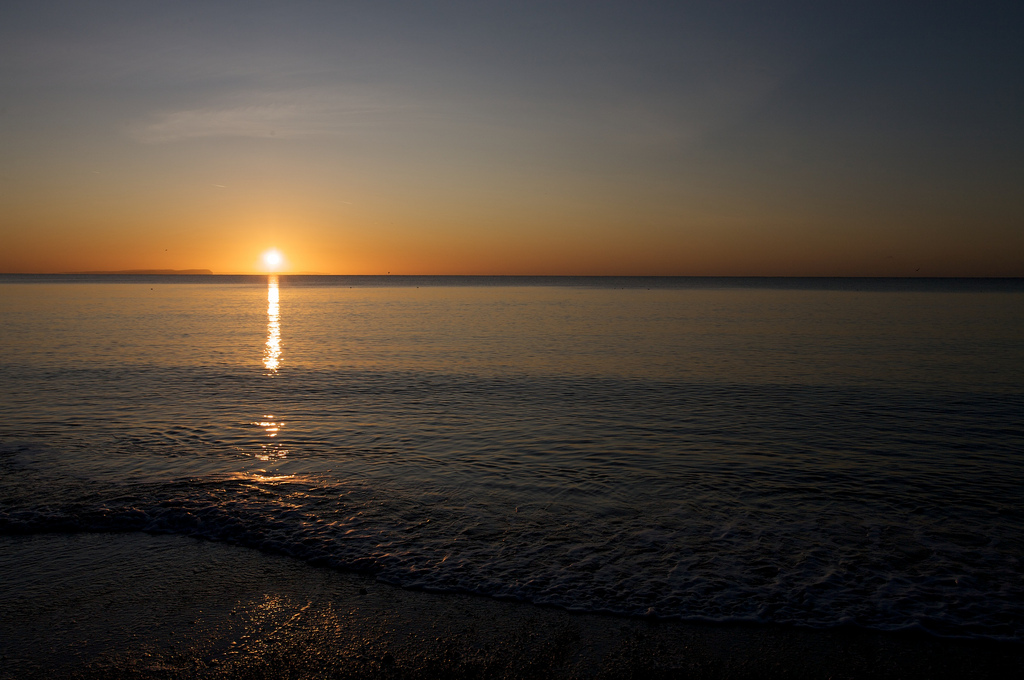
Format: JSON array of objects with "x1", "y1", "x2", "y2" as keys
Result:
[{"x1": 1, "y1": 276, "x2": 1022, "y2": 640}]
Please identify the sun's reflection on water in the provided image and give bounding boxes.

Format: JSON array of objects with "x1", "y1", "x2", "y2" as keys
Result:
[
  {"x1": 252, "y1": 413, "x2": 287, "y2": 460},
  {"x1": 258, "y1": 276, "x2": 287, "y2": 461},
  {"x1": 264, "y1": 275, "x2": 281, "y2": 372}
]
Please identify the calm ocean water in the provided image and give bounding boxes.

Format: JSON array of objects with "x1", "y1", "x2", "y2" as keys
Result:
[{"x1": 1, "y1": 275, "x2": 1022, "y2": 640}]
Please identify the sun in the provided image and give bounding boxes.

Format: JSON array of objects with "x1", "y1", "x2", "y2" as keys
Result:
[{"x1": 262, "y1": 249, "x2": 284, "y2": 271}]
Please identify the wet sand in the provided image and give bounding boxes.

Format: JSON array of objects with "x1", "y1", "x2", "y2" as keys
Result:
[{"x1": 1, "y1": 532, "x2": 1021, "y2": 679}]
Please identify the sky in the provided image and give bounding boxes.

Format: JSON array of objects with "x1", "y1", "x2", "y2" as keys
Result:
[{"x1": 1, "y1": 1, "x2": 1022, "y2": 275}]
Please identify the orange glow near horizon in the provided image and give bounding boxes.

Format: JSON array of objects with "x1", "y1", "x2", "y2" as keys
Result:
[
  {"x1": 2, "y1": 214, "x2": 1023, "y2": 276},
  {"x1": 1, "y1": 192, "x2": 1022, "y2": 276}
]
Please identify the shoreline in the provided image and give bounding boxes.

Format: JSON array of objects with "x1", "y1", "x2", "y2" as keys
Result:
[{"x1": 2, "y1": 532, "x2": 1021, "y2": 679}]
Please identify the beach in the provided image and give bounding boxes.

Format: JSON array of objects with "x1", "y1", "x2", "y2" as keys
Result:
[{"x1": 2, "y1": 532, "x2": 1021, "y2": 679}]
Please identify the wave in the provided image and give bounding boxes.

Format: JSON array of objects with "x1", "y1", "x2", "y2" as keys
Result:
[{"x1": 3, "y1": 442, "x2": 1022, "y2": 643}]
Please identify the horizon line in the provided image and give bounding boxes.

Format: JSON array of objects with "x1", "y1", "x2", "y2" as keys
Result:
[{"x1": 3, "y1": 271, "x2": 1021, "y2": 280}]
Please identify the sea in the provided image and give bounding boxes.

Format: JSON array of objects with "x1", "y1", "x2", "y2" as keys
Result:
[{"x1": 1, "y1": 275, "x2": 1022, "y2": 641}]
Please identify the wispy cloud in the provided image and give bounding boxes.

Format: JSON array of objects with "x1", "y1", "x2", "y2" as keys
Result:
[{"x1": 130, "y1": 90, "x2": 410, "y2": 143}]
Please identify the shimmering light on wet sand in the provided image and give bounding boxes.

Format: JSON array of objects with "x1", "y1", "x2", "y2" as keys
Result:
[{"x1": 3, "y1": 533, "x2": 1020, "y2": 679}]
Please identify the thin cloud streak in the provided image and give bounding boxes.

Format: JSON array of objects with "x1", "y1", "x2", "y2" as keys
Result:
[{"x1": 130, "y1": 91, "x2": 414, "y2": 143}]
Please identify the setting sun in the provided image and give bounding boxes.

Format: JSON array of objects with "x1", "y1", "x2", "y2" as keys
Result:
[{"x1": 262, "y1": 249, "x2": 283, "y2": 271}]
